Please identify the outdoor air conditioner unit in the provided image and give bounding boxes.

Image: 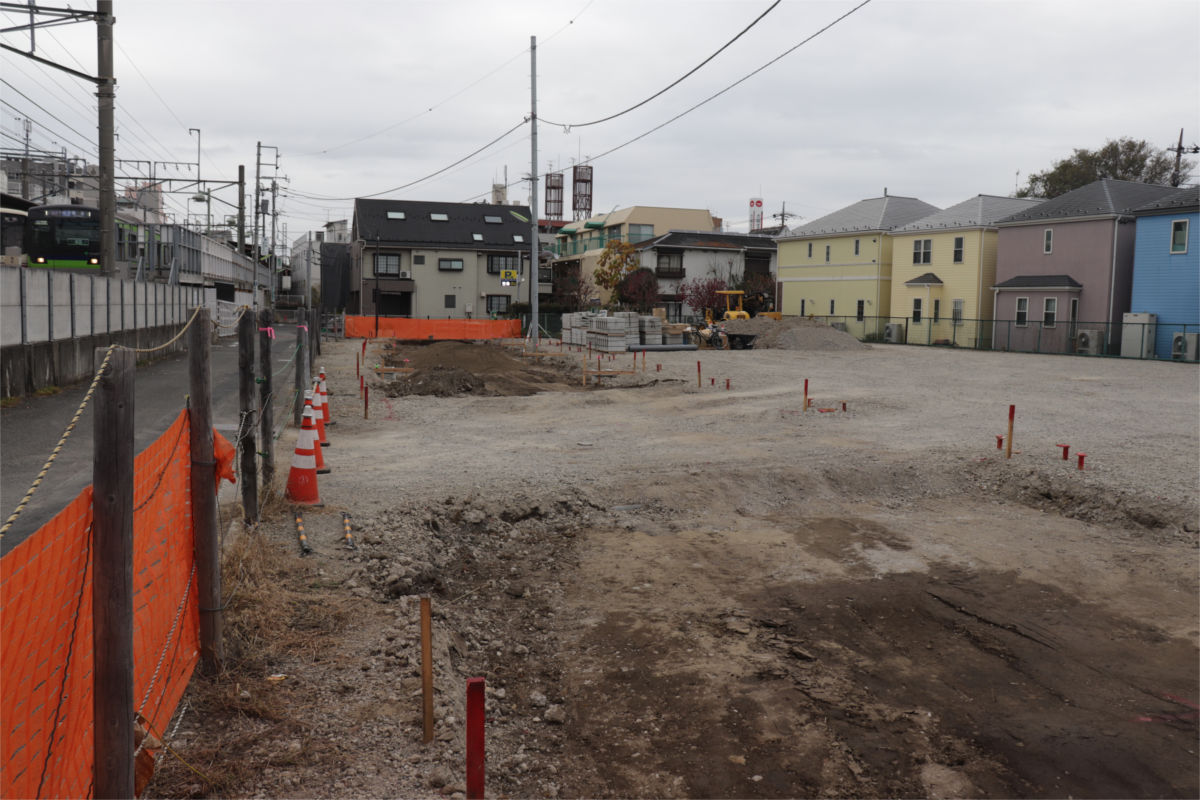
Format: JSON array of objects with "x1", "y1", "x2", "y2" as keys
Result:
[
  {"x1": 1120, "y1": 312, "x2": 1157, "y2": 359},
  {"x1": 1076, "y1": 329, "x2": 1102, "y2": 355},
  {"x1": 1172, "y1": 332, "x2": 1199, "y2": 362},
  {"x1": 883, "y1": 323, "x2": 904, "y2": 343},
  {"x1": 398, "y1": 270, "x2": 412, "y2": 279}
]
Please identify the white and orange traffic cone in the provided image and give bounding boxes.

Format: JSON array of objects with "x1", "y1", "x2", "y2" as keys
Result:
[
  {"x1": 319, "y1": 368, "x2": 335, "y2": 426},
  {"x1": 311, "y1": 378, "x2": 330, "y2": 447},
  {"x1": 285, "y1": 406, "x2": 323, "y2": 506},
  {"x1": 304, "y1": 390, "x2": 331, "y2": 474}
]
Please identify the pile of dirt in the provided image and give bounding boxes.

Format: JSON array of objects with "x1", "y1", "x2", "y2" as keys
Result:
[
  {"x1": 723, "y1": 317, "x2": 869, "y2": 351},
  {"x1": 379, "y1": 341, "x2": 585, "y2": 396}
]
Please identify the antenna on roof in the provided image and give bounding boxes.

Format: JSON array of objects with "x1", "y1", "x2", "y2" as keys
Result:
[{"x1": 883, "y1": 187, "x2": 888, "y2": 197}]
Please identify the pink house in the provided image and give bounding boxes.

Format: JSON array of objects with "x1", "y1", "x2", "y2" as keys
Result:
[{"x1": 992, "y1": 179, "x2": 1179, "y2": 354}]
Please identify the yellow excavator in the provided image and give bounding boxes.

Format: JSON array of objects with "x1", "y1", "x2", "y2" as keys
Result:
[{"x1": 704, "y1": 290, "x2": 782, "y2": 323}]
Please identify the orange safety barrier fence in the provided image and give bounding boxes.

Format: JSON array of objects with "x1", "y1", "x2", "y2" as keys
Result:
[
  {"x1": 1, "y1": 411, "x2": 234, "y2": 799},
  {"x1": 343, "y1": 316, "x2": 521, "y2": 340}
]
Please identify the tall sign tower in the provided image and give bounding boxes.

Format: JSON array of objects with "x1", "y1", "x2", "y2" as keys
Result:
[
  {"x1": 572, "y1": 165, "x2": 593, "y2": 221},
  {"x1": 544, "y1": 173, "x2": 564, "y2": 220}
]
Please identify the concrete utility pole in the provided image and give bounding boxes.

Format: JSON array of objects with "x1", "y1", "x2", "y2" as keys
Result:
[
  {"x1": 253, "y1": 141, "x2": 262, "y2": 310},
  {"x1": 237, "y1": 164, "x2": 246, "y2": 259},
  {"x1": 529, "y1": 35, "x2": 540, "y2": 346},
  {"x1": 96, "y1": 1, "x2": 116, "y2": 276}
]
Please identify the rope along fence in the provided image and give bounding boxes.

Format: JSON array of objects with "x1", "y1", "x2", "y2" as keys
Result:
[{"x1": 0, "y1": 411, "x2": 236, "y2": 798}]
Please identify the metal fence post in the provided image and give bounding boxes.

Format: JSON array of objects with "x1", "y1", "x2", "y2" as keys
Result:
[
  {"x1": 294, "y1": 308, "x2": 307, "y2": 426},
  {"x1": 47, "y1": 270, "x2": 54, "y2": 342},
  {"x1": 92, "y1": 345, "x2": 134, "y2": 798},
  {"x1": 69, "y1": 274, "x2": 76, "y2": 339},
  {"x1": 19, "y1": 266, "x2": 27, "y2": 345}
]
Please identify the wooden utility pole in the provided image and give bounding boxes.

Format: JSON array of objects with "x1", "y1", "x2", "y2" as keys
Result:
[
  {"x1": 238, "y1": 312, "x2": 259, "y2": 524},
  {"x1": 258, "y1": 308, "x2": 275, "y2": 496},
  {"x1": 188, "y1": 308, "x2": 223, "y2": 672},
  {"x1": 92, "y1": 345, "x2": 134, "y2": 798}
]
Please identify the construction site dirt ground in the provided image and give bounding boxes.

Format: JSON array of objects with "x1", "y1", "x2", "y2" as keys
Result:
[{"x1": 152, "y1": 333, "x2": 1199, "y2": 799}]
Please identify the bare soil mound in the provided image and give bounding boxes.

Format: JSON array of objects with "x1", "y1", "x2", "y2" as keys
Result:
[
  {"x1": 380, "y1": 340, "x2": 584, "y2": 396},
  {"x1": 723, "y1": 316, "x2": 869, "y2": 351}
]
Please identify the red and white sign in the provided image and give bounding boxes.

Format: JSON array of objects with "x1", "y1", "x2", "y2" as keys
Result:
[{"x1": 749, "y1": 198, "x2": 764, "y2": 231}]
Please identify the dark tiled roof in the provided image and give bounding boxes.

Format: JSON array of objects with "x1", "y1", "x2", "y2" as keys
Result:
[
  {"x1": 993, "y1": 274, "x2": 1083, "y2": 289},
  {"x1": 994, "y1": 179, "x2": 1179, "y2": 225},
  {"x1": 353, "y1": 198, "x2": 533, "y2": 250},
  {"x1": 1130, "y1": 185, "x2": 1199, "y2": 215},
  {"x1": 905, "y1": 272, "x2": 943, "y2": 286},
  {"x1": 896, "y1": 195, "x2": 1043, "y2": 231},
  {"x1": 636, "y1": 230, "x2": 776, "y2": 252}
]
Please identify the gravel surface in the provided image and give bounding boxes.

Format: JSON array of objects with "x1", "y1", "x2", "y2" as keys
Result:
[{"x1": 150, "y1": 334, "x2": 1199, "y2": 799}]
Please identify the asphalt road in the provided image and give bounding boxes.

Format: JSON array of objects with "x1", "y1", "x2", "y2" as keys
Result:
[{"x1": 0, "y1": 324, "x2": 305, "y2": 555}]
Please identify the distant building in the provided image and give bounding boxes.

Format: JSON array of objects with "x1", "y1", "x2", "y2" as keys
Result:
[
  {"x1": 1128, "y1": 186, "x2": 1200, "y2": 358},
  {"x1": 350, "y1": 198, "x2": 534, "y2": 319},
  {"x1": 634, "y1": 231, "x2": 777, "y2": 321}
]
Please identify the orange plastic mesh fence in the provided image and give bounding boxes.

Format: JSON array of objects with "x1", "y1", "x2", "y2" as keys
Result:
[
  {"x1": 2, "y1": 411, "x2": 206, "y2": 799},
  {"x1": 343, "y1": 316, "x2": 521, "y2": 340}
]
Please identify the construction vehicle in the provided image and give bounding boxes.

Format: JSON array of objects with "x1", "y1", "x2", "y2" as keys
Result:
[
  {"x1": 706, "y1": 289, "x2": 781, "y2": 322},
  {"x1": 687, "y1": 322, "x2": 757, "y2": 350},
  {"x1": 705, "y1": 290, "x2": 751, "y2": 324}
]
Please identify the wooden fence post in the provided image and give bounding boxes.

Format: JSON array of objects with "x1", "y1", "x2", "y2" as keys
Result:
[
  {"x1": 258, "y1": 308, "x2": 275, "y2": 497},
  {"x1": 294, "y1": 308, "x2": 308, "y2": 426},
  {"x1": 238, "y1": 312, "x2": 259, "y2": 524},
  {"x1": 189, "y1": 308, "x2": 224, "y2": 673},
  {"x1": 93, "y1": 346, "x2": 134, "y2": 798}
]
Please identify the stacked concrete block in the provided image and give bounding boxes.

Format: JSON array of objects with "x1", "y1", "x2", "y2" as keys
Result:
[
  {"x1": 639, "y1": 315, "x2": 663, "y2": 346},
  {"x1": 589, "y1": 314, "x2": 629, "y2": 353},
  {"x1": 614, "y1": 312, "x2": 640, "y2": 350},
  {"x1": 663, "y1": 323, "x2": 689, "y2": 345}
]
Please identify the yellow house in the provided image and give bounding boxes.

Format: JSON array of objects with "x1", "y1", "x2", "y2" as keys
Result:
[
  {"x1": 890, "y1": 195, "x2": 1042, "y2": 348},
  {"x1": 776, "y1": 194, "x2": 938, "y2": 335},
  {"x1": 551, "y1": 206, "x2": 719, "y2": 303}
]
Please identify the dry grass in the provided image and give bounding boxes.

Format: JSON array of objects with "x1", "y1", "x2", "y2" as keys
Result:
[{"x1": 148, "y1": 501, "x2": 353, "y2": 797}]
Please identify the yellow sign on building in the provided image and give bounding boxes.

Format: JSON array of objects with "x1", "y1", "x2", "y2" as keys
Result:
[{"x1": 500, "y1": 269, "x2": 518, "y2": 285}]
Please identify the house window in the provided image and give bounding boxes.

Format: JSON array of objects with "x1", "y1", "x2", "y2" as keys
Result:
[
  {"x1": 374, "y1": 253, "x2": 401, "y2": 276},
  {"x1": 444, "y1": 294, "x2": 456, "y2": 309},
  {"x1": 1015, "y1": 297, "x2": 1028, "y2": 327},
  {"x1": 413, "y1": 254, "x2": 426, "y2": 265},
  {"x1": 430, "y1": 213, "x2": 449, "y2": 222},
  {"x1": 807, "y1": 242, "x2": 813, "y2": 258},
  {"x1": 856, "y1": 299, "x2": 864, "y2": 321},
  {"x1": 1043, "y1": 229, "x2": 1053, "y2": 254},
  {"x1": 952, "y1": 298, "x2": 963, "y2": 325},
  {"x1": 484, "y1": 215, "x2": 502, "y2": 224},
  {"x1": 513, "y1": 235, "x2": 524, "y2": 243},
  {"x1": 628, "y1": 223, "x2": 654, "y2": 242},
  {"x1": 488, "y1": 253, "x2": 518, "y2": 274},
  {"x1": 829, "y1": 299, "x2": 835, "y2": 315},
  {"x1": 1171, "y1": 219, "x2": 1189, "y2": 253},
  {"x1": 386, "y1": 211, "x2": 406, "y2": 220},
  {"x1": 656, "y1": 252, "x2": 683, "y2": 278},
  {"x1": 438, "y1": 258, "x2": 464, "y2": 271},
  {"x1": 472, "y1": 233, "x2": 483, "y2": 241},
  {"x1": 854, "y1": 239, "x2": 860, "y2": 255},
  {"x1": 933, "y1": 299, "x2": 941, "y2": 323},
  {"x1": 953, "y1": 236, "x2": 964, "y2": 263},
  {"x1": 912, "y1": 298, "x2": 922, "y2": 323},
  {"x1": 912, "y1": 239, "x2": 932, "y2": 264},
  {"x1": 1070, "y1": 297, "x2": 1078, "y2": 324},
  {"x1": 486, "y1": 294, "x2": 510, "y2": 314},
  {"x1": 1043, "y1": 297, "x2": 1057, "y2": 327},
  {"x1": 825, "y1": 245, "x2": 831, "y2": 263}
]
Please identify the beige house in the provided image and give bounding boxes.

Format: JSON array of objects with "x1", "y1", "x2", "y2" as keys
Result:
[{"x1": 551, "y1": 206, "x2": 719, "y2": 303}]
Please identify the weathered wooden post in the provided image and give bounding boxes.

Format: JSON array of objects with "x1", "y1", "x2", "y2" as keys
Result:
[
  {"x1": 238, "y1": 312, "x2": 259, "y2": 523},
  {"x1": 93, "y1": 345, "x2": 134, "y2": 798},
  {"x1": 188, "y1": 308, "x2": 224, "y2": 672},
  {"x1": 258, "y1": 308, "x2": 275, "y2": 497}
]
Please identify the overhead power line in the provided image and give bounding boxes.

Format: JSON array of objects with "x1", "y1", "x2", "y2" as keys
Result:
[
  {"x1": 540, "y1": 0, "x2": 781, "y2": 130},
  {"x1": 288, "y1": 119, "x2": 529, "y2": 202},
  {"x1": 574, "y1": 0, "x2": 874, "y2": 170}
]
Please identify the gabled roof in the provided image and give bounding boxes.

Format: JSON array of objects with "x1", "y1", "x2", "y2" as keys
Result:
[
  {"x1": 905, "y1": 272, "x2": 943, "y2": 286},
  {"x1": 778, "y1": 195, "x2": 940, "y2": 239},
  {"x1": 635, "y1": 230, "x2": 776, "y2": 252},
  {"x1": 993, "y1": 274, "x2": 1083, "y2": 290},
  {"x1": 1130, "y1": 185, "x2": 1199, "y2": 215},
  {"x1": 896, "y1": 195, "x2": 1043, "y2": 232},
  {"x1": 565, "y1": 205, "x2": 716, "y2": 231},
  {"x1": 994, "y1": 179, "x2": 1180, "y2": 225},
  {"x1": 353, "y1": 199, "x2": 533, "y2": 250}
]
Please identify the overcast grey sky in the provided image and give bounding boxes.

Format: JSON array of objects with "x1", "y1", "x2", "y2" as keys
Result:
[{"x1": 2, "y1": 0, "x2": 1198, "y2": 242}]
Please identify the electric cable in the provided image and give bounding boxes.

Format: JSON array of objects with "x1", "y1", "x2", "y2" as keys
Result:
[
  {"x1": 0, "y1": 97, "x2": 97, "y2": 157},
  {"x1": 540, "y1": 0, "x2": 781, "y2": 130},
  {"x1": 571, "y1": 0, "x2": 873, "y2": 169}
]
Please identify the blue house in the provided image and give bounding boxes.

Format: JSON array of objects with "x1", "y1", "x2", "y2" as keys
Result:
[{"x1": 1129, "y1": 186, "x2": 1199, "y2": 358}]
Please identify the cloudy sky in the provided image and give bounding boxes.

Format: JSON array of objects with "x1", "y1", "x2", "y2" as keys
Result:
[{"x1": 2, "y1": 0, "x2": 1198, "y2": 245}]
